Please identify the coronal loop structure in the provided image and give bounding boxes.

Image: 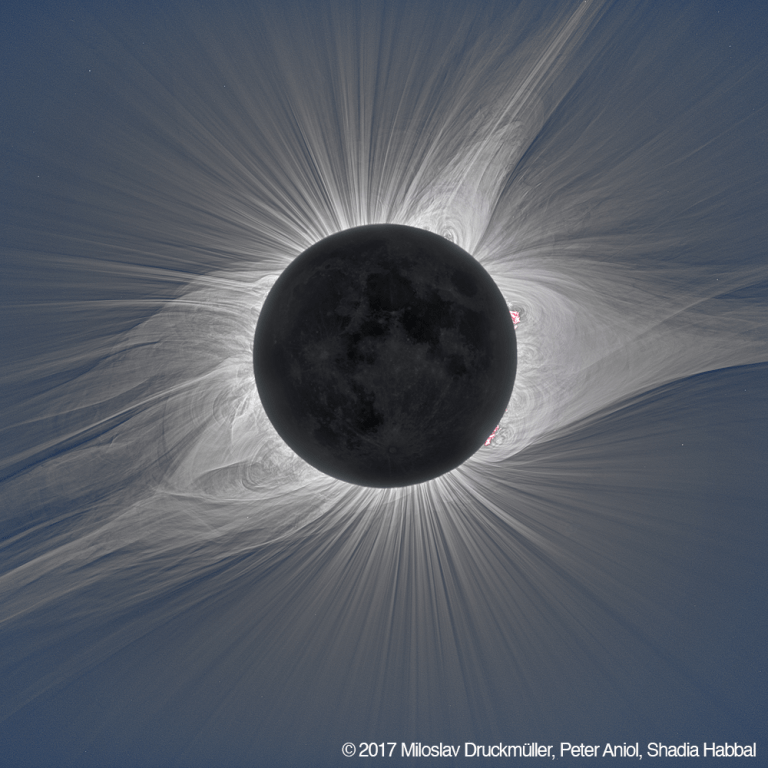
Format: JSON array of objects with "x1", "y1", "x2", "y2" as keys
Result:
[{"x1": 1, "y1": 2, "x2": 767, "y2": 765}]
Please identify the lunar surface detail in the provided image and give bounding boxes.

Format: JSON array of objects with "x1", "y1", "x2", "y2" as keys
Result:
[{"x1": 253, "y1": 224, "x2": 517, "y2": 486}]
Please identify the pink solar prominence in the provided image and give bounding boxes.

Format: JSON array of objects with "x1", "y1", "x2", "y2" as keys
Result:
[{"x1": 484, "y1": 310, "x2": 520, "y2": 446}]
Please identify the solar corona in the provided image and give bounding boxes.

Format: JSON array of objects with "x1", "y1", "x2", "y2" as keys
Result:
[{"x1": 1, "y1": 3, "x2": 766, "y2": 765}]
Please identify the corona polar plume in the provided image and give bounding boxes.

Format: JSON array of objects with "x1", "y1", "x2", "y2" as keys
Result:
[{"x1": 1, "y1": 2, "x2": 766, "y2": 765}]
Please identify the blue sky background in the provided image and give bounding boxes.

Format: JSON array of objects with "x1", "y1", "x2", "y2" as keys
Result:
[{"x1": 1, "y1": 2, "x2": 767, "y2": 766}]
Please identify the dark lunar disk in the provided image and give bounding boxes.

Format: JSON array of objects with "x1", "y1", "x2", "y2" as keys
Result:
[{"x1": 253, "y1": 224, "x2": 516, "y2": 486}]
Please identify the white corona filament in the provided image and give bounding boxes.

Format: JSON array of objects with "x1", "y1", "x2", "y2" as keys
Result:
[{"x1": 1, "y1": 1, "x2": 766, "y2": 738}]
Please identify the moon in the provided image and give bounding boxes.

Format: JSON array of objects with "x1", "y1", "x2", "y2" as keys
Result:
[{"x1": 254, "y1": 224, "x2": 517, "y2": 486}]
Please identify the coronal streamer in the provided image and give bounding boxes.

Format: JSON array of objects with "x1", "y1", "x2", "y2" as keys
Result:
[{"x1": 1, "y1": 2, "x2": 766, "y2": 762}]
